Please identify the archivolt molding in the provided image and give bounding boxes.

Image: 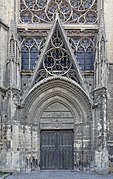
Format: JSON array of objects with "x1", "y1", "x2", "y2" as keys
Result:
[
  {"x1": 21, "y1": 77, "x2": 92, "y2": 125},
  {"x1": 39, "y1": 97, "x2": 76, "y2": 118},
  {"x1": 34, "y1": 99, "x2": 78, "y2": 129},
  {"x1": 28, "y1": 92, "x2": 82, "y2": 124},
  {"x1": 22, "y1": 76, "x2": 91, "y2": 103}
]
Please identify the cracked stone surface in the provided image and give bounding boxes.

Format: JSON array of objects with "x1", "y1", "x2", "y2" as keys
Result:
[{"x1": 6, "y1": 171, "x2": 113, "y2": 179}]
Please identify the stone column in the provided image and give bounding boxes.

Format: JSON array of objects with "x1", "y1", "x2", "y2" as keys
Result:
[{"x1": 94, "y1": 87, "x2": 109, "y2": 174}]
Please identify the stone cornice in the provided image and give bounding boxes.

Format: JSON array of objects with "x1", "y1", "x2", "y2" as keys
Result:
[{"x1": 17, "y1": 23, "x2": 99, "y2": 31}]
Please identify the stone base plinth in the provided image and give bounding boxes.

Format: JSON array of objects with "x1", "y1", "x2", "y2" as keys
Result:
[{"x1": 95, "y1": 149, "x2": 109, "y2": 174}]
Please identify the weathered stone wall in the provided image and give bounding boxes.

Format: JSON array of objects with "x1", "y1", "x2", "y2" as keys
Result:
[
  {"x1": 20, "y1": 125, "x2": 40, "y2": 171},
  {"x1": 0, "y1": 123, "x2": 20, "y2": 171},
  {"x1": 0, "y1": 0, "x2": 18, "y2": 26},
  {"x1": 0, "y1": 1, "x2": 9, "y2": 169},
  {"x1": 107, "y1": 64, "x2": 113, "y2": 169},
  {"x1": 0, "y1": 0, "x2": 113, "y2": 174},
  {"x1": 93, "y1": 87, "x2": 109, "y2": 174},
  {"x1": 0, "y1": 0, "x2": 20, "y2": 171},
  {"x1": 0, "y1": 26, "x2": 8, "y2": 86},
  {"x1": 104, "y1": 0, "x2": 113, "y2": 62},
  {"x1": 0, "y1": 0, "x2": 10, "y2": 26}
]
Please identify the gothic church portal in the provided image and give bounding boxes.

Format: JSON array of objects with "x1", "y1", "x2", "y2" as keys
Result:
[{"x1": 0, "y1": 0, "x2": 113, "y2": 174}]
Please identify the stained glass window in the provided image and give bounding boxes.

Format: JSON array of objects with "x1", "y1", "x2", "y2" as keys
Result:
[
  {"x1": 20, "y1": 0, "x2": 98, "y2": 24},
  {"x1": 69, "y1": 37, "x2": 96, "y2": 71},
  {"x1": 21, "y1": 46, "x2": 29, "y2": 70},
  {"x1": 21, "y1": 37, "x2": 44, "y2": 70},
  {"x1": 43, "y1": 28, "x2": 71, "y2": 75}
]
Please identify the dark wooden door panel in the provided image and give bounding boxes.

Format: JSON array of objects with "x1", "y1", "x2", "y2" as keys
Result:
[
  {"x1": 41, "y1": 131, "x2": 56, "y2": 169},
  {"x1": 40, "y1": 130, "x2": 73, "y2": 170},
  {"x1": 58, "y1": 131, "x2": 73, "y2": 169}
]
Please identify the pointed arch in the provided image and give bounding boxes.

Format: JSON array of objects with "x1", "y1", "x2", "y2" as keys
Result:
[
  {"x1": 74, "y1": 37, "x2": 96, "y2": 71},
  {"x1": 21, "y1": 46, "x2": 29, "y2": 70},
  {"x1": 21, "y1": 77, "x2": 92, "y2": 125},
  {"x1": 20, "y1": 77, "x2": 93, "y2": 170},
  {"x1": 77, "y1": 46, "x2": 85, "y2": 70},
  {"x1": 21, "y1": 38, "x2": 39, "y2": 70},
  {"x1": 22, "y1": 16, "x2": 84, "y2": 98},
  {"x1": 30, "y1": 46, "x2": 38, "y2": 70},
  {"x1": 85, "y1": 46, "x2": 94, "y2": 70}
]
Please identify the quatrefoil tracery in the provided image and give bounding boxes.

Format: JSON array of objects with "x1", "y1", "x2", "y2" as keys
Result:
[
  {"x1": 20, "y1": 0, "x2": 97, "y2": 24},
  {"x1": 43, "y1": 29, "x2": 71, "y2": 75}
]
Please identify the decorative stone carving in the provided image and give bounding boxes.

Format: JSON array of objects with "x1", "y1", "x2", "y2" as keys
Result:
[
  {"x1": 23, "y1": 18, "x2": 84, "y2": 90},
  {"x1": 52, "y1": 119, "x2": 63, "y2": 128},
  {"x1": 20, "y1": 36, "x2": 45, "y2": 71},
  {"x1": 69, "y1": 35, "x2": 96, "y2": 71},
  {"x1": 40, "y1": 102, "x2": 74, "y2": 127},
  {"x1": 18, "y1": 30, "x2": 48, "y2": 37},
  {"x1": 13, "y1": 93, "x2": 21, "y2": 107},
  {"x1": 43, "y1": 33, "x2": 72, "y2": 75},
  {"x1": 20, "y1": 0, "x2": 98, "y2": 24}
]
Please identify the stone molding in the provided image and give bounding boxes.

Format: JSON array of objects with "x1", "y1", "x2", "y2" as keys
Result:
[{"x1": 21, "y1": 77, "x2": 92, "y2": 126}]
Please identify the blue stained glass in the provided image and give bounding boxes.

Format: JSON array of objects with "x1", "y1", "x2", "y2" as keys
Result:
[
  {"x1": 80, "y1": 65, "x2": 84, "y2": 70},
  {"x1": 22, "y1": 59, "x2": 28, "y2": 65},
  {"x1": 22, "y1": 52, "x2": 28, "y2": 59},
  {"x1": 30, "y1": 63, "x2": 36, "y2": 69},
  {"x1": 79, "y1": 59, "x2": 85, "y2": 64},
  {"x1": 25, "y1": 0, "x2": 34, "y2": 7},
  {"x1": 77, "y1": 53, "x2": 85, "y2": 58},
  {"x1": 21, "y1": 37, "x2": 43, "y2": 70},
  {"x1": 30, "y1": 46, "x2": 38, "y2": 69},
  {"x1": 24, "y1": 38, "x2": 34, "y2": 46},
  {"x1": 86, "y1": 53, "x2": 93, "y2": 59},
  {"x1": 81, "y1": 38, "x2": 90, "y2": 47},
  {"x1": 21, "y1": 47, "x2": 29, "y2": 70},
  {"x1": 22, "y1": 60, "x2": 29, "y2": 70},
  {"x1": 86, "y1": 12, "x2": 96, "y2": 23},
  {"x1": 31, "y1": 53, "x2": 37, "y2": 59},
  {"x1": 77, "y1": 45, "x2": 94, "y2": 70},
  {"x1": 21, "y1": 11, "x2": 32, "y2": 23}
]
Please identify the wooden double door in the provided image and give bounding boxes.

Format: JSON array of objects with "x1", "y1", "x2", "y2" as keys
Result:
[{"x1": 40, "y1": 130, "x2": 74, "y2": 170}]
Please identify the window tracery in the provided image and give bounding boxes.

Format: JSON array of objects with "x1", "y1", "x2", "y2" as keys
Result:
[
  {"x1": 20, "y1": 0, "x2": 97, "y2": 24},
  {"x1": 69, "y1": 36, "x2": 96, "y2": 71},
  {"x1": 31, "y1": 27, "x2": 81, "y2": 84},
  {"x1": 20, "y1": 33, "x2": 96, "y2": 87},
  {"x1": 43, "y1": 29, "x2": 71, "y2": 75},
  {"x1": 21, "y1": 37, "x2": 45, "y2": 70}
]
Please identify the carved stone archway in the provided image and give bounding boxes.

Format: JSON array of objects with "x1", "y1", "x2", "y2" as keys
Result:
[{"x1": 20, "y1": 77, "x2": 93, "y2": 171}]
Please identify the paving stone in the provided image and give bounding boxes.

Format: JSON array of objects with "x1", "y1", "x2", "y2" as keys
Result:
[{"x1": 6, "y1": 171, "x2": 113, "y2": 179}]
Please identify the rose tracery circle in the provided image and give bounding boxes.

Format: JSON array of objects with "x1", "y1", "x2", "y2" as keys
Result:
[
  {"x1": 45, "y1": 0, "x2": 72, "y2": 22},
  {"x1": 43, "y1": 48, "x2": 71, "y2": 75},
  {"x1": 20, "y1": 0, "x2": 97, "y2": 24}
]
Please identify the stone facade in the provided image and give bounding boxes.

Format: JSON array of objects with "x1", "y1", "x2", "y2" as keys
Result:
[{"x1": 0, "y1": 0, "x2": 113, "y2": 174}]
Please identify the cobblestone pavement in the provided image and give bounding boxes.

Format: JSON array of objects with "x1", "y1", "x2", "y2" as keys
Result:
[{"x1": 6, "y1": 171, "x2": 113, "y2": 179}]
